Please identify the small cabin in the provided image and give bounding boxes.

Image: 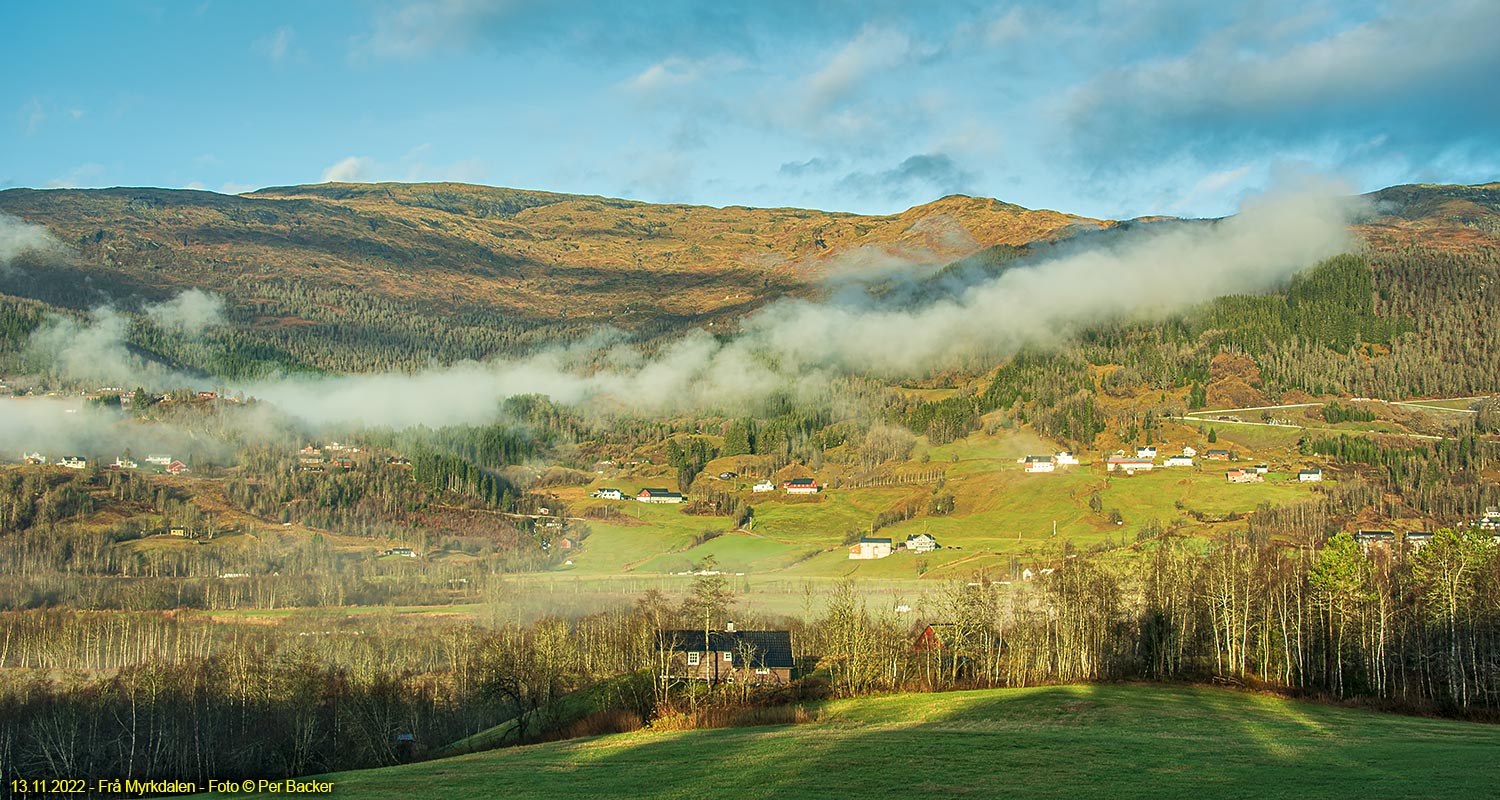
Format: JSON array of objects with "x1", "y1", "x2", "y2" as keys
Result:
[
  {"x1": 752, "y1": 480, "x2": 776, "y2": 493},
  {"x1": 592, "y1": 487, "x2": 625, "y2": 500},
  {"x1": 1298, "y1": 468, "x2": 1323, "y2": 482}
]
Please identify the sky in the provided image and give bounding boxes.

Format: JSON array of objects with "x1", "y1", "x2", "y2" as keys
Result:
[{"x1": 2, "y1": 0, "x2": 1497, "y2": 220}]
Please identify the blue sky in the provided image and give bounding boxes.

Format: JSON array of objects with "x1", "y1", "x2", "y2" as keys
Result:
[{"x1": 3, "y1": 0, "x2": 1497, "y2": 219}]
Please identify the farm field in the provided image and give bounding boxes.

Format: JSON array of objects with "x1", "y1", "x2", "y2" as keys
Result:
[{"x1": 235, "y1": 684, "x2": 1500, "y2": 800}]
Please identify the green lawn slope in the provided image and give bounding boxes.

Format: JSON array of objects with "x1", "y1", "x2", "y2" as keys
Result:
[{"x1": 223, "y1": 684, "x2": 1500, "y2": 799}]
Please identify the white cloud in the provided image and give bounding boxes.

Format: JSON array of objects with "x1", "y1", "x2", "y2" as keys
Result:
[
  {"x1": 802, "y1": 25, "x2": 914, "y2": 116},
  {"x1": 22, "y1": 98, "x2": 45, "y2": 135},
  {"x1": 255, "y1": 25, "x2": 296, "y2": 63},
  {"x1": 352, "y1": 0, "x2": 519, "y2": 60},
  {"x1": 320, "y1": 156, "x2": 372, "y2": 183},
  {"x1": 1060, "y1": 0, "x2": 1500, "y2": 163},
  {"x1": 45, "y1": 163, "x2": 106, "y2": 189}
]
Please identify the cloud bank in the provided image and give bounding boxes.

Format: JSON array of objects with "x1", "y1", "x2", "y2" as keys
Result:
[{"x1": 240, "y1": 179, "x2": 1358, "y2": 428}]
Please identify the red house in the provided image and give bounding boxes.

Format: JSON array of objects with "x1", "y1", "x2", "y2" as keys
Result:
[{"x1": 166, "y1": 460, "x2": 189, "y2": 475}]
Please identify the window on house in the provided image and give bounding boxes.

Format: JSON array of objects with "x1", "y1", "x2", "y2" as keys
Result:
[
  {"x1": 723, "y1": 651, "x2": 733, "y2": 662},
  {"x1": 687, "y1": 652, "x2": 700, "y2": 666}
]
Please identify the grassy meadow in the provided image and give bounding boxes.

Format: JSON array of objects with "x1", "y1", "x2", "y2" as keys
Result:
[{"x1": 225, "y1": 684, "x2": 1500, "y2": 800}]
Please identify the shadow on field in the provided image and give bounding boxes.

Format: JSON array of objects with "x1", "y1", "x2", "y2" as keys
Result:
[{"x1": 309, "y1": 684, "x2": 1500, "y2": 800}]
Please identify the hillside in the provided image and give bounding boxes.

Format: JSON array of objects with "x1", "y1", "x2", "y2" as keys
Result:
[
  {"x1": 2, "y1": 180, "x2": 1495, "y2": 378},
  {"x1": 245, "y1": 684, "x2": 1500, "y2": 800},
  {"x1": 0, "y1": 183, "x2": 1102, "y2": 372}
]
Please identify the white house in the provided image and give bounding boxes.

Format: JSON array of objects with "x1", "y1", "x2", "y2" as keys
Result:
[
  {"x1": 1182, "y1": 445, "x2": 1198, "y2": 457},
  {"x1": 783, "y1": 478, "x2": 821, "y2": 494},
  {"x1": 1107, "y1": 457, "x2": 1154, "y2": 473},
  {"x1": 1227, "y1": 468, "x2": 1262, "y2": 484},
  {"x1": 905, "y1": 533, "x2": 939, "y2": 553},
  {"x1": 849, "y1": 537, "x2": 893, "y2": 559},
  {"x1": 752, "y1": 480, "x2": 776, "y2": 493},
  {"x1": 1023, "y1": 455, "x2": 1056, "y2": 473},
  {"x1": 1253, "y1": 464, "x2": 1269, "y2": 474},
  {"x1": 59, "y1": 456, "x2": 88, "y2": 469},
  {"x1": 111, "y1": 457, "x2": 138, "y2": 469},
  {"x1": 1054, "y1": 451, "x2": 1079, "y2": 466},
  {"x1": 1298, "y1": 468, "x2": 1323, "y2": 482},
  {"x1": 591, "y1": 487, "x2": 625, "y2": 500},
  {"x1": 21, "y1": 452, "x2": 46, "y2": 465},
  {"x1": 145, "y1": 454, "x2": 172, "y2": 466},
  {"x1": 1475, "y1": 509, "x2": 1499, "y2": 531},
  {"x1": 1136, "y1": 446, "x2": 1157, "y2": 459},
  {"x1": 1164, "y1": 455, "x2": 1195, "y2": 467},
  {"x1": 637, "y1": 488, "x2": 684, "y2": 504}
]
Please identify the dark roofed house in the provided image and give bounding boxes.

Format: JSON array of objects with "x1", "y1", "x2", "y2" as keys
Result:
[{"x1": 657, "y1": 626, "x2": 794, "y2": 684}]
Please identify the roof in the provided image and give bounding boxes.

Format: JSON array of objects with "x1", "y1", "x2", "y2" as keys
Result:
[
  {"x1": 1024, "y1": 455, "x2": 1052, "y2": 462},
  {"x1": 638, "y1": 487, "x2": 680, "y2": 495},
  {"x1": 658, "y1": 630, "x2": 794, "y2": 668},
  {"x1": 1207, "y1": 449, "x2": 1230, "y2": 454},
  {"x1": 784, "y1": 477, "x2": 817, "y2": 486},
  {"x1": 860, "y1": 537, "x2": 892, "y2": 544}
]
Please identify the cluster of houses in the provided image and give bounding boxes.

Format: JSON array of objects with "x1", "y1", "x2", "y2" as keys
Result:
[
  {"x1": 849, "y1": 532, "x2": 939, "y2": 560},
  {"x1": 20, "y1": 452, "x2": 188, "y2": 474},
  {"x1": 1105, "y1": 445, "x2": 1200, "y2": 474},
  {"x1": 298, "y1": 443, "x2": 361, "y2": 472},
  {"x1": 1355, "y1": 513, "x2": 1500, "y2": 557},
  {"x1": 1226, "y1": 465, "x2": 1323, "y2": 484},
  {"x1": 589, "y1": 477, "x2": 825, "y2": 504},
  {"x1": 1019, "y1": 452, "x2": 1079, "y2": 473}
]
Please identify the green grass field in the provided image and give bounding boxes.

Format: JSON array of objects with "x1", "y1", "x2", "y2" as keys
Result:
[{"x1": 233, "y1": 684, "x2": 1500, "y2": 799}]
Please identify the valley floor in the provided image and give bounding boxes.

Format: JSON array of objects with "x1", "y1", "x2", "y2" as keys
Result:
[{"x1": 220, "y1": 684, "x2": 1500, "y2": 799}]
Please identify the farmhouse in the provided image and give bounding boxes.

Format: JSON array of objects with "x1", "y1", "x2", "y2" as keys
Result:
[
  {"x1": 1475, "y1": 508, "x2": 1500, "y2": 531},
  {"x1": 21, "y1": 452, "x2": 46, "y2": 465},
  {"x1": 383, "y1": 547, "x2": 418, "y2": 558},
  {"x1": 751, "y1": 480, "x2": 776, "y2": 493},
  {"x1": 637, "y1": 488, "x2": 684, "y2": 504},
  {"x1": 166, "y1": 461, "x2": 189, "y2": 475},
  {"x1": 1355, "y1": 530, "x2": 1396, "y2": 554},
  {"x1": 591, "y1": 487, "x2": 625, "y2": 500},
  {"x1": 905, "y1": 532, "x2": 940, "y2": 553},
  {"x1": 1253, "y1": 464, "x2": 1269, "y2": 474},
  {"x1": 1181, "y1": 445, "x2": 1198, "y2": 457},
  {"x1": 1136, "y1": 446, "x2": 1157, "y2": 459},
  {"x1": 1298, "y1": 468, "x2": 1323, "y2": 482},
  {"x1": 1206, "y1": 450, "x2": 1233, "y2": 461},
  {"x1": 1164, "y1": 455, "x2": 1195, "y2": 467},
  {"x1": 59, "y1": 456, "x2": 87, "y2": 469},
  {"x1": 110, "y1": 457, "x2": 138, "y2": 469},
  {"x1": 144, "y1": 454, "x2": 172, "y2": 466},
  {"x1": 913, "y1": 623, "x2": 955, "y2": 651},
  {"x1": 657, "y1": 626, "x2": 794, "y2": 684},
  {"x1": 783, "y1": 477, "x2": 821, "y2": 494},
  {"x1": 1023, "y1": 455, "x2": 1056, "y2": 473},
  {"x1": 1054, "y1": 451, "x2": 1080, "y2": 466},
  {"x1": 1106, "y1": 457, "x2": 1154, "y2": 473},
  {"x1": 850, "y1": 537, "x2": 893, "y2": 559},
  {"x1": 1226, "y1": 468, "x2": 1262, "y2": 484}
]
